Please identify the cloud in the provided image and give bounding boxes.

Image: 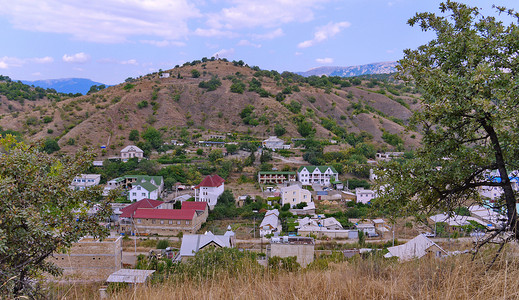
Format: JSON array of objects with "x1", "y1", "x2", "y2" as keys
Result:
[
  {"x1": 31, "y1": 72, "x2": 41, "y2": 76},
  {"x1": 298, "y1": 21, "x2": 350, "y2": 48},
  {"x1": 237, "y1": 40, "x2": 261, "y2": 48},
  {"x1": 98, "y1": 58, "x2": 139, "y2": 66},
  {"x1": 30, "y1": 56, "x2": 54, "y2": 64},
  {"x1": 0, "y1": 0, "x2": 201, "y2": 43},
  {"x1": 252, "y1": 28, "x2": 284, "y2": 40},
  {"x1": 316, "y1": 57, "x2": 333, "y2": 64},
  {"x1": 295, "y1": 52, "x2": 303, "y2": 56},
  {"x1": 62, "y1": 52, "x2": 90, "y2": 63},
  {"x1": 194, "y1": 28, "x2": 239, "y2": 38},
  {"x1": 0, "y1": 56, "x2": 48, "y2": 69},
  {"x1": 140, "y1": 40, "x2": 186, "y2": 47},
  {"x1": 213, "y1": 48, "x2": 235, "y2": 58},
  {"x1": 206, "y1": 0, "x2": 327, "y2": 30}
]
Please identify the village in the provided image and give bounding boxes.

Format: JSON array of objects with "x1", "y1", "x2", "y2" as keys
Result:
[{"x1": 60, "y1": 134, "x2": 512, "y2": 287}]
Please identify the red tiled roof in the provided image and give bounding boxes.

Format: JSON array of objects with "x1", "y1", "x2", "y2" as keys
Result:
[
  {"x1": 194, "y1": 174, "x2": 225, "y2": 189},
  {"x1": 120, "y1": 198, "x2": 163, "y2": 218},
  {"x1": 133, "y1": 208, "x2": 195, "y2": 220},
  {"x1": 182, "y1": 201, "x2": 208, "y2": 211}
]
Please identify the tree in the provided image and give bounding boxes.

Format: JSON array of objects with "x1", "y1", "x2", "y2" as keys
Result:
[
  {"x1": 374, "y1": 2, "x2": 519, "y2": 247},
  {"x1": 191, "y1": 69, "x2": 200, "y2": 78},
  {"x1": 208, "y1": 149, "x2": 223, "y2": 162},
  {"x1": 274, "y1": 124, "x2": 286, "y2": 136},
  {"x1": 0, "y1": 135, "x2": 111, "y2": 298},
  {"x1": 225, "y1": 143, "x2": 238, "y2": 154},
  {"x1": 129, "y1": 129, "x2": 139, "y2": 141},
  {"x1": 141, "y1": 126, "x2": 163, "y2": 149},
  {"x1": 42, "y1": 138, "x2": 60, "y2": 154}
]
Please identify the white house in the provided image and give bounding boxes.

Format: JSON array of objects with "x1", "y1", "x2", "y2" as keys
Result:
[
  {"x1": 259, "y1": 209, "x2": 282, "y2": 237},
  {"x1": 355, "y1": 187, "x2": 376, "y2": 204},
  {"x1": 297, "y1": 166, "x2": 339, "y2": 186},
  {"x1": 262, "y1": 136, "x2": 290, "y2": 150},
  {"x1": 126, "y1": 175, "x2": 164, "y2": 202},
  {"x1": 280, "y1": 184, "x2": 312, "y2": 208},
  {"x1": 120, "y1": 145, "x2": 144, "y2": 162},
  {"x1": 70, "y1": 174, "x2": 101, "y2": 191},
  {"x1": 194, "y1": 174, "x2": 225, "y2": 209},
  {"x1": 384, "y1": 234, "x2": 447, "y2": 261},
  {"x1": 176, "y1": 230, "x2": 234, "y2": 262}
]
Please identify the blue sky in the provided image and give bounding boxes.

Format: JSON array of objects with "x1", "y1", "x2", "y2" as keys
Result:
[{"x1": 0, "y1": 0, "x2": 516, "y2": 84}]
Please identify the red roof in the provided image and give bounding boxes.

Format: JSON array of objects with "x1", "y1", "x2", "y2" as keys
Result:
[
  {"x1": 133, "y1": 208, "x2": 196, "y2": 220},
  {"x1": 120, "y1": 198, "x2": 163, "y2": 218},
  {"x1": 182, "y1": 201, "x2": 208, "y2": 211},
  {"x1": 195, "y1": 174, "x2": 225, "y2": 189}
]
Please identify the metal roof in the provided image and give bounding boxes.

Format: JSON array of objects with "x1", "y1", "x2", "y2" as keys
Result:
[{"x1": 106, "y1": 269, "x2": 155, "y2": 284}]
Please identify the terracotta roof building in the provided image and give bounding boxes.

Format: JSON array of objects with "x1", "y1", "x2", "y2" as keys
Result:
[{"x1": 194, "y1": 175, "x2": 225, "y2": 209}]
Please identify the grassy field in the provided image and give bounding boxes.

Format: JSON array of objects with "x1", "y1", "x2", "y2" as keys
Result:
[{"x1": 49, "y1": 244, "x2": 519, "y2": 300}]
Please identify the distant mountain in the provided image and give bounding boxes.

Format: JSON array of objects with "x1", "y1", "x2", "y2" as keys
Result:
[
  {"x1": 298, "y1": 61, "x2": 397, "y2": 77},
  {"x1": 20, "y1": 78, "x2": 106, "y2": 95}
]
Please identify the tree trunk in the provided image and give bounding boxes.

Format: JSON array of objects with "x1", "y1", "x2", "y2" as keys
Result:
[{"x1": 482, "y1": 119, "x2": 519, "y2": 239}]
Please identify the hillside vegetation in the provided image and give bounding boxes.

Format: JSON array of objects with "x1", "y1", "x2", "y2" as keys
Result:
[{"x1": 0, "y1": 59, "x2": 421, "y2": 158}]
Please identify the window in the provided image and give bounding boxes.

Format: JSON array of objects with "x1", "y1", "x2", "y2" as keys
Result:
[
  {"x1": 168, "y1": 220, "x2": 172, "y2": 224},
  {"x1": 137, "y1": 186, "x2": 141, "y2": 190},
  {"x1": 142, "y1": 193, "x2": 146, "y2": 196},
  {"x1": 186, "y1": 221, "x2": 190, "y2": 225},
  {"x1": 137, "y1": 219, "x2": 141, "y2": 224},
  {"x1": 132, "y1": 192, "x2": 136, "y2": 196},
  {"x1": 177, "y1": 221, "x2": 181, "y2": 225},
  {"x1": 152, "y1": 220, "x2": 156, "y2": 224},
  {"x1": 160, "y1": 220, "x2": 164, "y2": 224}
]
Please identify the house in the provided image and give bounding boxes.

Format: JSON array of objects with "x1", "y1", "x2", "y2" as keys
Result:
[
  {"x1": 132, "y1": 208, "x2": 199, "y2": 235},
  {"x1": 355, "y1": 187, "x2": 376, "y2": 204},
  {"x1": 259, "y1": 209, "x2": 282, "y2": 237},
  {"x1": 429, "y1": 213, "x2": 490, "y2": 233},
  {"x1": 280, "y1": 184, "x2": 312, "y2": 208},
  {"x1": 297, "y1": 166, "x2": 339, "y2": 186},
  {"x1": 262, "y1": 136, "x2": 290, "y2": 150},
  {"x1": 118, "y1": 199, "x2": 163, "y2": 232},
  {"x1": 181, "y1": 201, "x2": 209, "y2": 225},
  {"x1": 257, "y1": 171, "x2": 297, "y2": 184},
  {"x1": 177, "y1": 229, "x2": 235, "y2": 262},
  {"x1": 355, "y1": 222, "x2": 377, "y2": 237},
  {"x1": 295, "y1": 217, "x2": 353, "y2": 239},
  {"x1": 375, "y1": 152, "x2": 404, "y2": 161},
  {"x1": 104, "y1": 175, "x2": 163, "y2": 201},
  {"x1": 194, "y1": 174, "x2": 225, "y2": 209},
  {"x1": 70, "y1": 174, "x2": 101, "y2": 191},
  {"x1": 289, "y1": 202, "x2": 316, "y2": 215},
  {"x1": 373, "y1": 219, "x2": 391, "y2": 232},
  {"x1": 384, "y1": 234, "x2": 447, "y2": 261},
  {"x1": 120, "y1": 145, "x2": 144, "y2": 162},
  {"x1": 469, "y1": 205, "x2": 505, "y2": 227},
  {"x1": 268, "y1": 236, "x2": 314, "y2": 267}
]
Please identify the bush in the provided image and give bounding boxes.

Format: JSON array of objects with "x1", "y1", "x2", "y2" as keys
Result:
[
  {"x1": 230, "y1": 81, "x2": 246, "y2": 94},
  {"x1": 191, "y1": 69, "x2": 201, "y2": 78},
  {"x1": 156, "y1": 240, "x2": 170, "y2": 249}
]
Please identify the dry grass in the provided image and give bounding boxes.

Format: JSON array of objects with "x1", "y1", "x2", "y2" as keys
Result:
[{"x1": 102, "y1": 248, "x2": 519, "y2": 300}]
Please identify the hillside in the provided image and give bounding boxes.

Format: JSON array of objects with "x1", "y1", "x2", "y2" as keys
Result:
[{"x1": 0, "y1": 59, "x2": 421, "y2": 157}]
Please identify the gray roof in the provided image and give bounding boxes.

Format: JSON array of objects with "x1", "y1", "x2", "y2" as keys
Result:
[{"x1": 179, "y1": 232, "x2": 232, "y2": 258}]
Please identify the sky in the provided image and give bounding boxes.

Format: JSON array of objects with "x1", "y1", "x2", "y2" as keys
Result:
[{"x1": 0, "y1": 0, "x2": 516, "y2": 85}]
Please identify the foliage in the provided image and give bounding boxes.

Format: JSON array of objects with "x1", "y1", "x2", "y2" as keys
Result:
[
  {"x1": 156, "y1": 240, "x2": 170, "y2": 249},
  {"x1": 0, "y1": 135, "x2": 111, "y2": 298},
  {"x1": 141, "y1": 126, "x2": 163, "y2": 150},
  {"x1": 198, "y1": 76, "x2": 222, "y2": 91},
  {"x1": 268, "y1": 256, "x2": 300, "y2": 272},
  {"x1": 129, "y1": 129, "x2": 139, "y2": 141},
  {"x1": 191, "y1": 69, "x2": 201, "y2": 78},
  {"x1": 374, "y1": 2, "x2": 519, "y2": 238},
  {"x1": 274, "y1": 124, "x2": 286, "y2": 136},
  {"x1": 42, "y1": 138, "x2": 60, "y2": 154},
  {"x1": 230, "y1": 81, "x2": 246, "y2": 94}
]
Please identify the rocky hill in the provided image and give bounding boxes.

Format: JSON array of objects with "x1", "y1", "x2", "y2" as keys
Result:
[
  {"x1": 298, "y1": 61, "x2": 397, "y2": 77},
  {"x1": 0, "y1": 59, "x2": 421, "y2": 157},
  {"x1": 20, "y1": 78, "x2": 106, "y2": 95}
]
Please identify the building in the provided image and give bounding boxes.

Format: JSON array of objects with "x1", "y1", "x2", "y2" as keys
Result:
[
  {"x1": 375, "y1": 152, "x2": 404, "y2": 161},
  {"x1": 384, "y1": 234, "x2": 447, "y2": 261},
  {"x1": 194, "y1": 174, "x2": 225, "y2": 209},
  {"x1": 120, "y1": 145, "x2": 144, "y2": 162},
  {"x1": 297, "y1": 166, "x2": 339, "y2": 186},
  {"x1": 280, "y1": 184, "x2": 312, "y2": 208},
  {"x1": 132, "y1": 208, "x2": 199, "y2": 235},
  {"x1": 51, "y1": 237, "x2": 122, "y2": 280},
  {"x1": 257, "y1": 171, "x2": 297, "y2": 184},
  {"x1": 118, "y1": 199, "x2": 208, "y2": 235},
  {"x1": 104, "y1": 175, "x2": 163, "y2": 200},
  {"x1": 177, "y1": 229, "x2": 235, "y2": 262},
  {"x1": 70, "y1": 174, "x2": 101, "y2": 191},
  {"x1": 262, "y1": 136, "x2": 291, "y2": 150},
  {"x1": 268, "y1": 236, "x2": 315, "y2": 267},
  {"x1": 355, "y1": 187, "x2": 376, "y2": 204},
  {"x1": 259, "y1": 209, "x2": 282, "y2": 237}
]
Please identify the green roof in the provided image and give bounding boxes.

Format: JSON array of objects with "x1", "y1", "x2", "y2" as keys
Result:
[
  {"x1": 297, "y1": 166, "x2": 338, "y2": 174},
  {"x1": 136, "y1": 181, "x2": 159, "y2": 192},
  {"x1": 123, "y1": 175, "x2": 163, "y2": 185}
]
